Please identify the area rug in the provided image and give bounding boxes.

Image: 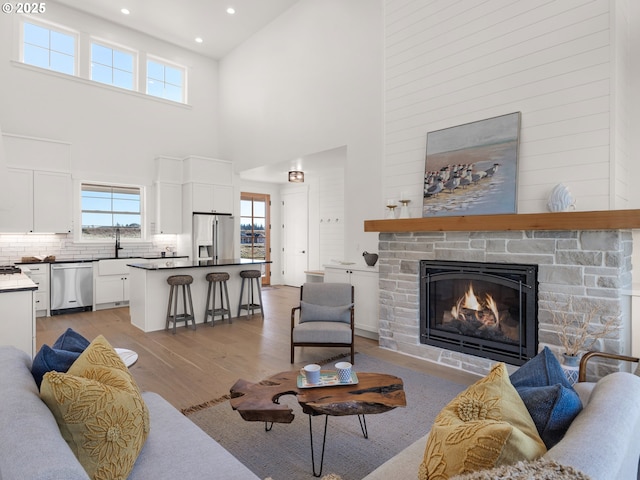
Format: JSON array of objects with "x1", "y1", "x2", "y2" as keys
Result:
[{"x1": 184, "y1": 353, "x2": 467, "y2": 480}]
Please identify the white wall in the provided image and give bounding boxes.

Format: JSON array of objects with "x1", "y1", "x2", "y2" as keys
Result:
[
  {"x1": 219, "y1": 0, "x2": 384, "y2": 263},
  {"x1": 0, "y1": 4, "x2": 220, "y2": 187},
  {"x1": 383, "y1": 0, "x2": 637, "y2": 217},
  {"x1": 0, "y1": 4, "x2": 221, "y2": 261}
]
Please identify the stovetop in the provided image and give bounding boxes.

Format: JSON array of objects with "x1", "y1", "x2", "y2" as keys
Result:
[{"x1": 0, "y1": 266, "x2": 21, "y2": 275}]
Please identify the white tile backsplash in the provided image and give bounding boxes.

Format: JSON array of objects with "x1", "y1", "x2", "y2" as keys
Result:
[{"x1": 0, "y1": 233, "x2": 178, "y2": 264}]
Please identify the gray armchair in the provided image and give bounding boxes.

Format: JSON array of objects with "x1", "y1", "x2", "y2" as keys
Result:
[{"x1": 290, "y1": 282, "x2": 355, "y2": 364}]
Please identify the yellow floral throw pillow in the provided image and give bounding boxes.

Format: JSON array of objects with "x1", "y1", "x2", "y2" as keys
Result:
[
  {"x1": 419, "y1": 363, "x2": 546, "y2": 479},
  {"x1": 40, "y1": 335, "x2": 150, "y2": 480}
]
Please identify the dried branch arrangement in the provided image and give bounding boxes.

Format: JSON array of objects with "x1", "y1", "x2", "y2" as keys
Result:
[{"x1": 550, "y1": 296, "x2": 621, "y2": 357}]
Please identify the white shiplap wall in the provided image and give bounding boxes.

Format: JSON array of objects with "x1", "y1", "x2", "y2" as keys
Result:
[
  {"x1": 318, "y1": 167, "x2": 345, "y2": 265},
  {"x1": 384, "y1": 0, "x2": 629, "y2": 216}
]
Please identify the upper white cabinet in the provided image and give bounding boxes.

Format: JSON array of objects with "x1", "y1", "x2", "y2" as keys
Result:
[
  {"x1": 182, "y1": 156, "x2": 232, "y2": 185},
  {"x1": 0, "y1": 168, "x2": 33, "y2": 232},
  {"x1": 155, "y1": 182, "x2": 182, "y2": 234},
  {"x1": 0, "y1": 168, "x2": 71, "y2": 233},
  {"x1": 182, "y1": 156, "x2": 234, "y2": 215},
  {"x1": 187, "y1": 182, "x2": 234, "y2": 214},
  {"x1": 33, "y1": 171, "x2": 72, "y2": 233}
]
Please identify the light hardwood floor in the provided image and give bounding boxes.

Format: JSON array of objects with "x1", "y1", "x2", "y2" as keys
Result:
[{"x1": 36, "y1": 285, "x2": 478, "y2": 411}]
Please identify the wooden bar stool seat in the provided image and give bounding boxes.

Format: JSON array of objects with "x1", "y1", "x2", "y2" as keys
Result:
[
  {"x1": 237, "y1": 270, "x2": 264, "y2": 318},
  {"x1": 204, "y1": 272, "x2": 232, "y2": 325},
  {"x1": 165, "y1": 275, "x2": 196, "y2": 334}
]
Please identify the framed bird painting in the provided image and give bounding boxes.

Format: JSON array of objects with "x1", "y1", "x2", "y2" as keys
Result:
[{"x1": 423, "y1": 112, "x2": 520, "y2": 217}]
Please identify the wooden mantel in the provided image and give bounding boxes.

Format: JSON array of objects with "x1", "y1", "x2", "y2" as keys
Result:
[{"x1": 364, "y1": 209, "x2": 640, "y2": 233}]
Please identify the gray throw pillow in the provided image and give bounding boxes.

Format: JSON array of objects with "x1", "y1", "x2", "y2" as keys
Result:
[{"x1": 299, "y1": 301, "x2": 352, "y2": 323}]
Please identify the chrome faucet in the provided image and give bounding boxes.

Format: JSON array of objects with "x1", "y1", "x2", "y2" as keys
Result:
[{"x1": 115, "y1": 227, "x2": 123, "y2": 258}]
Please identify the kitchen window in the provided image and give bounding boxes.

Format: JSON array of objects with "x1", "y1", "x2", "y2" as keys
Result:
[
  {"x1": 81, "y1": 183, "x2": 142, "y2": 240},
  {"x1": 91, "y1": 41, "x2": 136, "y2": 90},
  {"x1": 22, "y1": 20, "x2": 76, "y2": 75},
  {"x1": 146, "y1": 58, "x2": 185, "y2": 103}
]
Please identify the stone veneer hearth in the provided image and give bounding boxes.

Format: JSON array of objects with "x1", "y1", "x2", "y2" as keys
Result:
[{"x1": 377, "y1": 229, "x2": 633, "y2": 377}]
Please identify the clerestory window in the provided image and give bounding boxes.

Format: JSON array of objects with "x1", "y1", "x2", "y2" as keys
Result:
[
  {"x1": 22, "y1": 20, "x2": 76, "y2": 75},
  {"x1": 91, "y1": 41, "x2": 136, "y2": 90},
  {"x1": 146, "y1": 58, "x2": 185, "y2": 103}
]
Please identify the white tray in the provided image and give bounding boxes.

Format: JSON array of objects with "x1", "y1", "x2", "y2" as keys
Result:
[{"x1": 297, "y1": 370, "x2": 358, "y2": 388}]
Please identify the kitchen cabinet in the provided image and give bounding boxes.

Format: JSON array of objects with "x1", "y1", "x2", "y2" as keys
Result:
[
  {"x1": 94, "y1": 258, "x2": 146, "y2": 309},
  {"x1": 0, "y1": 168, "x2": 32, "y2": 232},
  {"x1": 182, "y1": 156, "x2": 233, "y2": 185},
  {"x1": 324, "y1": 265, "x2": 379, "y2": 339},
  {"x1": 0, "y1": 289, "x2": 35, "y2": 357},
  {"x1": 186, "y1": 182, "x2": 233, "y2": 214},
  {"x1": 33, "y1": 171, "x2": 72, "y2": 233},
  {"x1": 0, "y1": 168, "x2": 71, "y2": 233},
  {"x1": 155, "y1": 182, "x2": 182, "y2": 234},
  {"x1": 22, "y1": 263, "x2": 50, "y2": 317},
  {"x1": 95, "y1": 275, "x2": 130, "y2": 305}
]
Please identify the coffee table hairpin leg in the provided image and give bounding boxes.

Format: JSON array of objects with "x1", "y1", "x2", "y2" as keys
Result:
[
  {"x1": 308, "y1": 414, "x2": 369, "y2": 477},
  {"x1": 308, "y1": 415, "x2": 329, "y2": 478}
]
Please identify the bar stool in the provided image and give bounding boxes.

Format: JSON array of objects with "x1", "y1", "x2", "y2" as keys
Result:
[
  {"x1": 165, "y1": 275, "x2": 196, "y2": 334},
  {"x1": 204, "y1": 272, "x2": 232, "y2": 325},
  {"x1": 237, "y1": 270, "x2": 264, "y2": 318}
]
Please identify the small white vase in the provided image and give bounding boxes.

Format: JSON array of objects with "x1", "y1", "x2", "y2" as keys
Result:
[{"x1": 561, "y1": 354, "x2": 580, "y2": 385}]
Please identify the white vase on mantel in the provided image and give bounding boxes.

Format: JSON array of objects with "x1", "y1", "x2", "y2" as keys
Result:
[
  {"x1": 561, "y1": 353, "x2": 580, "y2": 385},
  {"x1": 547, "y1": 184, "x2": 576, "y2": 212}
]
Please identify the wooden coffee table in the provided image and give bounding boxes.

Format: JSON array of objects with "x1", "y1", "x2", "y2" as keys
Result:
[{"x1": 230, "y1": 370, "x2": 406, "y2": 477}]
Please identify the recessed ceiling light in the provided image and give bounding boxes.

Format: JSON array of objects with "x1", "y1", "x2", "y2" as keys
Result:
[
  {"x1": 195, "y1": 37, "x2": 203, "y2": 43},
  {"x1": 226, "y1": 7, "x2": 236, "y2": 15},
  {"x1": 121, "y1": 8, "x2": 130, "y2": 15}
]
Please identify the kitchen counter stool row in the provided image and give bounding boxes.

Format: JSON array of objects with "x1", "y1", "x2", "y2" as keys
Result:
[{"x1": 164, "y1": 269, "x2": 264, "y2": 334}]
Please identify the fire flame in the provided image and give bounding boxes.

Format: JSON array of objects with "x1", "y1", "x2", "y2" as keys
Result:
[
  {"x1": 462, "y1": 284, "x2": 481, "y2": 310},
  {"x1": 450, "y1": 283, "x2": 500, "y2": 327}
]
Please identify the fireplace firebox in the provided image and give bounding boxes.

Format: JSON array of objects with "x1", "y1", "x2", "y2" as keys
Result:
[{"x1": 420, "y1": 260, "x2": 538, "y2": 365}]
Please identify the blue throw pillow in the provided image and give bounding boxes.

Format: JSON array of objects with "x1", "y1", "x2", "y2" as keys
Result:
[
  {"x1": 510, "y1": 346, "x2": 583, "y2": 448},
  {"x1": 31, "y1": 328, "x2": 90, "y2": 389},
  {"x1": 52, "y1": 327, "x2": 90, "y2": 353}
]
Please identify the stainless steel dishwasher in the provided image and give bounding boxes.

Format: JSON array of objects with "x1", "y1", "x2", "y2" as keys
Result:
[{"x1": 50, "y1": 262, "x2": 94, "y2": 315}]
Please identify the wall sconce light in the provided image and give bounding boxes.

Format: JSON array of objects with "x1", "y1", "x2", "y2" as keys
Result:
[{"x1": 288, "y1": 171, "x2": 304, "y2": 183}]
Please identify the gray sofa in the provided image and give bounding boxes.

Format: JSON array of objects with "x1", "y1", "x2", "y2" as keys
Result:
[
  {"x1": 0, "y1": 346, "x2": 260, "y2": 480},
  {"x1": 363, "y1": 370, "x2": 640, "y2": 480}
]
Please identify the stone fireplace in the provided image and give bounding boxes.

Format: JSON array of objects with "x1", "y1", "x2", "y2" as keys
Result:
[
  {"x1": 420, "y1": 260, "x2": 538, "y2": 366},
  {"x1": 371, "y1": 214, "x2": 635, "y2": 377}
]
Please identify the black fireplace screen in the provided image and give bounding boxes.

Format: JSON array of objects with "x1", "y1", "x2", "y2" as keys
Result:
[{"x1": 420, "y1": 260, "x2": 538, "y2": 365}]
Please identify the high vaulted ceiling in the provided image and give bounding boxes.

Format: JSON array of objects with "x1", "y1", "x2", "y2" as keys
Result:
[{"x1": 54, "y1": 0, "x2": 299, "y2": 59}]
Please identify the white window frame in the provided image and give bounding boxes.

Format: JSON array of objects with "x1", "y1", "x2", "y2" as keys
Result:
[
  {"x1": 79, "y1": 182, "x2": 147, "y2": 243},
  {"x1": 90, "y1": 38, "x2": 138, "y2": 91},
  {"x1": 20, "y1": 17, "x2": 78, "y2": 76},
  {"x1": 146, "y1": 55, "x2": 187, "y2": 104}
]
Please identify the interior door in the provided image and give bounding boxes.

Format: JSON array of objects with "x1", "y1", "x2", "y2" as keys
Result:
[{"x1": 282, "y1": 188, "x2": 308, "y2": 287}]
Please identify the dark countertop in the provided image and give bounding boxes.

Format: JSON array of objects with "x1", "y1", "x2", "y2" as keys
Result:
[
  {"x1": 17, "y1": 255, "x2": 188, "y2": 265},
  {"x1": 129, "y1": 259, "x2": 272, "y2": 270},
  {"x1": 0, "y1": 273, "x2": 38, "y2": 293}
]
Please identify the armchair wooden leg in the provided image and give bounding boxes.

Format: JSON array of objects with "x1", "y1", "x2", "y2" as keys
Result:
[{"x1": 291, "y1": 344, "x2": 295, "y2": 364}]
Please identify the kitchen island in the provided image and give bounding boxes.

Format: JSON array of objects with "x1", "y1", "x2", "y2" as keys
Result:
[
  {"x1": 0, "y1": 272, "x2": 37, "y2": 356},
  {"x1": 128, "y1": 259, "x2": 271, "y2": 332}
]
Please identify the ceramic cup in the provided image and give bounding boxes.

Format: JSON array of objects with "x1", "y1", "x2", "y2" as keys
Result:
[
  {"x1": 335, "y1": 361, "x2": 352, "y2": 383},
  {"x1": 301, "y1": 364, "x2": 321, "y2": 385}
]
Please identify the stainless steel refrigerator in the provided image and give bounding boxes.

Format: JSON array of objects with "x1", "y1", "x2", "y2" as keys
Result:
[{"x1": 192, "y1": 213, "x2": 235, "y2": 262}]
